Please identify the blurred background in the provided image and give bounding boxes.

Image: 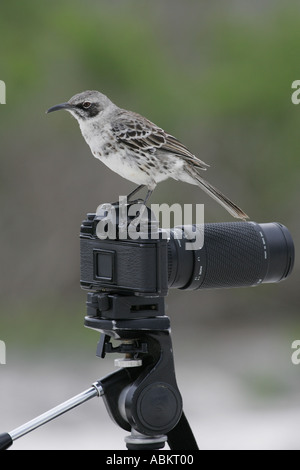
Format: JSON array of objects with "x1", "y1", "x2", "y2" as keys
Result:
[{"x1": 0, "y1": 0, "x2": 299, "y2": 449}]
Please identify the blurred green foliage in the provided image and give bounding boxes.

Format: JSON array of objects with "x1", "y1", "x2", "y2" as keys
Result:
[{"x1": 0, "y1": 0, "x2": 299, "y2": 348}]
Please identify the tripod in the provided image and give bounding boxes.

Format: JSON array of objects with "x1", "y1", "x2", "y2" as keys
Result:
[
  {"x1": 0, "y1": 292, "x2": 198, "y2": 450},
  {"x1": 0, "y1": 199, "x2": 295, "y2": 449},
  {"x1": 0, "y1": 203, "x2": 198, "y2": 450}
]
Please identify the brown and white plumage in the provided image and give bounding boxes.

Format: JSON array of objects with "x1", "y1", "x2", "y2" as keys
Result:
[{"x1": 47, "y1": 90, "x2": 248, "y2": 219}]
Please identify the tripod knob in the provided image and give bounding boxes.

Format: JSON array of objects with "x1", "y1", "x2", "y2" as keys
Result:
[{"x1": 123, "y1": 380, "x2": 182, "y2": 437}]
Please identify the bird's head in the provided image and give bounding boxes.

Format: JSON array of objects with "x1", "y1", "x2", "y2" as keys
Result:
[{"x1": 47, "y1": 90, "x2": 112, "y2": 121}]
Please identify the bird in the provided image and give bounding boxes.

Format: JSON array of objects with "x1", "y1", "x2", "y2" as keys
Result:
[{"x1": 47, "y1": 90, "x2": 248, "y2": 219}]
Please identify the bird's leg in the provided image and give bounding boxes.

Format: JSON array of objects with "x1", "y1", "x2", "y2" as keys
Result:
[
  {"x1": 134, "y1": 189, "x2": 153, "y2": 224},
  {"x1": 110, "y1": 185, "x2": 146, "y2": 209},
  {"x1": 143, "y1": 189, "x2": 153, "y2": 206},
  {"x1": 127, "y1": 184, "x2": 146, "y2": 204},
  {"x1": 127, "y1": 189, "x2": 153, "y2": 231}
]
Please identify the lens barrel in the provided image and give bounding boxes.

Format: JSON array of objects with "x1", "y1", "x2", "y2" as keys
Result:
[{"x1": 167, "y1": 222, "x2": 294, "y2": 290}]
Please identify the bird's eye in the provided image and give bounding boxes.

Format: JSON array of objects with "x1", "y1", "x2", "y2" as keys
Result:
[{"x1": 82, "y1": 101, "x2": 92, "y2": 109}]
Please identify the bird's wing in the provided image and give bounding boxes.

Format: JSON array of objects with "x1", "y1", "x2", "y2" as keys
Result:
[{"x1": 111, "y1": 111, "x2": 209, "y2": 170}]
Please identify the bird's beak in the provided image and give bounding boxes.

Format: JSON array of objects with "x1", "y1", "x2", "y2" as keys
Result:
[{"x1": 46, "y1": 102, "x2": 73, "y2": 113}]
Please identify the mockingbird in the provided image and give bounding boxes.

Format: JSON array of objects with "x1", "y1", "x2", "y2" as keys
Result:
[{"x1": 47, "y1": 90, "x2": 248, "y2": 219}]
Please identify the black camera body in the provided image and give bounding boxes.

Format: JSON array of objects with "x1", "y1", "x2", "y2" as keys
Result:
[{"x1": 80, "y1": 211, "x2": 168, "y2": 297}]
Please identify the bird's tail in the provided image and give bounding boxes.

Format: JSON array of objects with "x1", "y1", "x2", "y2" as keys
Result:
[{"x1": 188, "y1": 169, "x2": 249, "y2": 220}]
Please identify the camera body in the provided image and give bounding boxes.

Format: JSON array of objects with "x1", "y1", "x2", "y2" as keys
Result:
[{"x1": 80, "y1": 212, "x2": 168, "y2": 296}]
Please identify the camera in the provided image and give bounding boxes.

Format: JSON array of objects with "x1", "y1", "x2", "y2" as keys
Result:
[{"x1": 80, "y1": 204, "x2": 294, "y2": 297}]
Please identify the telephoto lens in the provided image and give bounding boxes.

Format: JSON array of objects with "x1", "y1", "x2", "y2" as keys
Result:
[{"x1": 167, "y1": 222, "x2": 294, "y2": 290}]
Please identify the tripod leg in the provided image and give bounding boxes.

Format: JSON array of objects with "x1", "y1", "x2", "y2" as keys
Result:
[
  {"x1": 0, "y1": 381, "x2": 103, "y2": 450},
  {"x1": 167, "y1": 411, "x2": 199, "y2": 450}
]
